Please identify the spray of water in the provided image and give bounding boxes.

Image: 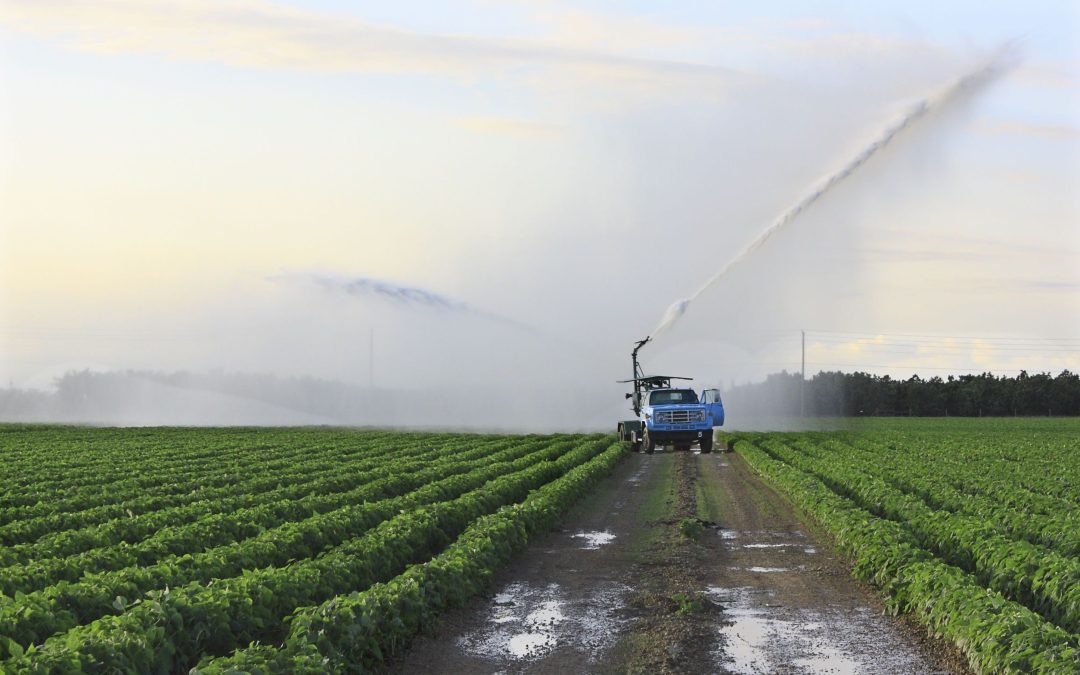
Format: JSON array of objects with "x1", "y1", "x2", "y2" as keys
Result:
[{"x1": 650, "y1": 50, "x2": 1013, "y2": 342}]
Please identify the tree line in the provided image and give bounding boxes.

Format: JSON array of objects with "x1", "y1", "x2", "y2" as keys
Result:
[{"x1": 726, "y1": 370, "x2": 1080, "y2": 417}]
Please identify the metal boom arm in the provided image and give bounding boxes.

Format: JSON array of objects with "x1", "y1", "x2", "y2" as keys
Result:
[{"x1": 619, "y1": 336, "x2": 692, "y2": 415}]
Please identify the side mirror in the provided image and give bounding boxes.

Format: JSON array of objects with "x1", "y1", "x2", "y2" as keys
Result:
[{"x1": 625, "y1": 393, "x2": 632, "y2": 399}]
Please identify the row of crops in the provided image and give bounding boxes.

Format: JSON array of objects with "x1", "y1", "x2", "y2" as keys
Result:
[
  {"x1": 0, "y1": 425, "x2": 626, "y2": 673},
  {"x1": 725, "y1": 419, "x2": 1080, "y2": 674}
]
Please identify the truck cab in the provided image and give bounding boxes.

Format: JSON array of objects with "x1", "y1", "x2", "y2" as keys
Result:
[{"x1": 638, "y1": 388, "x2": 723, "y2": 453}]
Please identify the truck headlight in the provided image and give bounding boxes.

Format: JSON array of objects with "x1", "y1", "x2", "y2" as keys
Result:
[
  {"x1": 692, "y1": 411, "x2": 705, "y2": 422},
  {"x1": 656, "y1": 412, "x2": 671, "y2": 423}
]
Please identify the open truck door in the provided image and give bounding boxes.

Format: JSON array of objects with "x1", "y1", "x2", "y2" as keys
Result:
[{"x1": 701, "y1": 389, "x2": 725, "y2": 427}]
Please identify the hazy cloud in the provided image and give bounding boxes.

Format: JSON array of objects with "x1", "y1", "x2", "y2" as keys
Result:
[
  {"x1": 1011, "y1": 62, "x2": 1079, "y2": 90},
  {"x1": 0, "y1": 0, "x2": 742, "y2": 87},
  {"x1": 454, "y1": 115, "x2": 563, "y2": 139},
  {"x1": 971, "y1": 117, "x2": 1079, "y2": 140},
  {"x1": 533, "y1": 7, "x2": 709, "y2": 52}
]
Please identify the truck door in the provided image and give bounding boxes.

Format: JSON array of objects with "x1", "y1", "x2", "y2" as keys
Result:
[{"x1": 701, "y1": 389, "x2": 725, "y2": 427}]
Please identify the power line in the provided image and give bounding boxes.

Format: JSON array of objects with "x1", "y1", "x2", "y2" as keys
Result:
[
  {"x1": 805, "y1": 362, "x2": 1033, "y2": 372},
  {"x1": 739, "y1": 361, "x2": 1035, "y2": 374},
  {"x1": 807, "y1": 335, "x2": 1080, "y2": 346},
  {"x1": 805, "y1": 340, "x2": 1080, "y2": 353},
  {"x1": 805, "y1": 329, "x2": 1080, "y2": 343}
]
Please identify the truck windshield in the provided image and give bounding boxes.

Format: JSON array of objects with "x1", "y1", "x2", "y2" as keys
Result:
[{"x1": 649, "y1": 390, "x2": 698, "y2": 405}]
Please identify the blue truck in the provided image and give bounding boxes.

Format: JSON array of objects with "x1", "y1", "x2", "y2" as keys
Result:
[{"x1": 616, "y1": 337, "x2": 724, "y2": 454}]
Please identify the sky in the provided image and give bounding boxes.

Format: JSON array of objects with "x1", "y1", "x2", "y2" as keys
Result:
[{"x1": 0, "y1": 1, "x2": 1078, "y2": 417}]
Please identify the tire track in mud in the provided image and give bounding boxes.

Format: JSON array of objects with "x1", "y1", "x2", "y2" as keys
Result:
[
  {"x1": 390, "y1": 448, "x2": 966, "y2": 674},
  {"x1": 390, "y1": 451, "x2": 662, "y2": 674},
  {"x1": 698, "y1": 451, "x2": 966, "y2": 674}
]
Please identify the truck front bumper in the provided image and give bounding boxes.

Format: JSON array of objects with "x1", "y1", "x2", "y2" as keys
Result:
[{"x1": 645, "y1": 428, "x2": 711, "y2": 444}]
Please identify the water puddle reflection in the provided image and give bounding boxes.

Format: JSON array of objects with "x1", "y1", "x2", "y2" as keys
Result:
[
  {"x1": 457, "y1": 581, "x2": 630, "y2": 663},
  {"x1": 707, "y1": 586, "x2": 941, "y2": 674},
  {"x1": 572, "y1": 530, "x2": 616, "y2": 549}
]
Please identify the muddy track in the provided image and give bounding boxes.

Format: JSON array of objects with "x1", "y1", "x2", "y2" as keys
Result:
[{"x1": 390, "y1": 450, "x2": 967, "y2": 674}]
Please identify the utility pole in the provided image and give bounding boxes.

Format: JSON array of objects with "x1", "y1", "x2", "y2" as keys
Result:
[{"x1": 800, "y1": 329, "x2": 806, "y2": 418}]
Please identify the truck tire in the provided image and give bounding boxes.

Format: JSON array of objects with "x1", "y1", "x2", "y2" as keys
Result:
[
  {"x1": 700, "y1": 431, "x2": 713, "y2": 454},
  {"x1": 643, "y1": 429, "x2": 656, "y2": 454}
]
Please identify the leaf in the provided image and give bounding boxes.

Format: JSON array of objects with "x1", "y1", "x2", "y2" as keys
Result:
[{"x1": 2, "y1": 636, "x2": 24, "y2": 658}]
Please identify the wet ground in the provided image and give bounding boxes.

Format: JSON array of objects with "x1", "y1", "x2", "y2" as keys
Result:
[{"x1": 391, "y1": 450, "x2": 966, "y2": 674}]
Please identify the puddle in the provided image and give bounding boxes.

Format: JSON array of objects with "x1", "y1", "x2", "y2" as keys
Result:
[
  {"x1": 525, "y1": 601, "x2": 565, "y2": 627},
  {"x1": 793, "y1": 643, "x2": 863, "y2": 672},
  {"x1": 572, "y1": 530, "x2": 616, "y2": 549},
  {"x1": 457, "y1": 581, "x2": 631, "y2": 664},
  {"x1": 626, "y1": 466, "x2": 648, "y2": 485},
  {"x1": 507, "y1": 632, "x2": 555, "y2": 658},
  {"x1": 724, "y1": 529, "x2": 806, "y2": 540},
  {"x1": 707, "y1": 587, "x2": 942, "y2": 674}
]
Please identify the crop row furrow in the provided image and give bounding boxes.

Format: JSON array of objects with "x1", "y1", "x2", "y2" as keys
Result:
[
  {"x1": 0, "y1": 436, "x2": 550, "y2": 597},
  {"x1": 794, "y1": 436, "x2": 1080, "y2": 557},
  {"x1": 733, "y1": 439, "x2": 1078, "y2": 675},
  {"x1": 0, "y1": 430, "x2": 445, "y2": 492},
  {"x1": 874, "y1": 463, "x2": 1080, "y2": 558},
  {"x1": 832, "y1": 435, "x2": 1080, "y2": 519},
  {"x1": 5, "y1": 437, "x2": 611, "y2": 673},
  {"x1": 807, "y1": 436, "x2": 1080, "y2": 559},
  {"x1": 0, "y1": 436, "x2": 579, "y2": 654},
  {"x1": 196, "y1": 441, "x2": 629, "y2": 674},
  {"x1": 0, "y1": 433, "x2": 353, "y2": 504},
  {"x1": 0, "y1": 431, "x2": 460, "y2": 521},
  {"x1": 0, "y1": 439, "x2": 372, "y2": 526},
  {"x1": 861, "y1": 430, "x2": 1080, "y2": 503},
  {"x1": 760, "y1": 437, "x2": 1080, "y2": 635},
  {"x1": 0, "y1": 434, "x2": 505, "y2": 557}
]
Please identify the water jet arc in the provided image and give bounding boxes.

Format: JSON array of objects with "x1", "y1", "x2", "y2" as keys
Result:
[{"x1": 649, "y1": 51, "x2": 1012, "y2": 343}]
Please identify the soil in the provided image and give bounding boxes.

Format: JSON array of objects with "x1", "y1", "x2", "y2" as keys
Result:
[{"x1": 388, "y1": 449, "x2": 970, "y2": 675}]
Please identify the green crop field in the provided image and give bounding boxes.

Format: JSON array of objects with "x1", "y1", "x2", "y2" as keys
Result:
[
  {"x1": 1, "y1": 420, "x2": 1078, "y2": 674},
  {"x1": 0, "y1": 426, "x2": 624, "y2": 673},
  {"x1": 725, "y1": 418, "x2": 1080, "y2": 673}
]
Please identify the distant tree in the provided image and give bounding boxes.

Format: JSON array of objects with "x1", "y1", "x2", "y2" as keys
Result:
[{"x1": 724, "y1": 368, "x2": 1079, "y2": 417}]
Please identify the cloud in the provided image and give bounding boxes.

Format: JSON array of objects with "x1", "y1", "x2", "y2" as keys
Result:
[
  {"x1": 804, "y1": 333, "x2": 1080, "y2": 376},
  {"x1": 454, "y1": 115, "x2": 563, "y2": 139},
  {"x1": 533, "y1": 7, "x2": 708, "y2": 52},
  {"x1": 0, "y1": 0, "x2": 743, "y2": 88},
  {"x1": 971, "y1": 117, "x2": 1080, "y2": 140},
  {"x1": 1010, "y1": 62, "x2": 1079, "y2": 91}
]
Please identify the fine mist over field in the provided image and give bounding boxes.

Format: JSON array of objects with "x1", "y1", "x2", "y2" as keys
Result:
[{"x1": 2, "y1": 10, "x2": 1077, "y2": 430}]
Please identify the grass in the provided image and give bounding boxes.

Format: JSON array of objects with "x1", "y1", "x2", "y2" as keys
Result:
[
  {"x1": 628, "y1": 454, "x2": 677, "y2": 557},
  {"x1": 694, "y1": 455, "x2": 725, "y2": 524}
]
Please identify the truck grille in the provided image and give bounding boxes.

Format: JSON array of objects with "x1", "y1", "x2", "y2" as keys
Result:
[{"x1": 668, "y1": 410, "x2": 694, "y2": 424}]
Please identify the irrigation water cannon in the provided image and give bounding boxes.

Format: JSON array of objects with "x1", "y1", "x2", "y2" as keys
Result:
[{"x1": 616, "y1": 337, "x2": 725, "y2": 454}]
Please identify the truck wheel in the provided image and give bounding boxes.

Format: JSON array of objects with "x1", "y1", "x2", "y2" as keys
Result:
[
  {"x1": 643, "y1": 429, "x2": 656, "y2": 454},
  {"x1": 700, "y1": 437, "x2": 713, "y2": 454}
]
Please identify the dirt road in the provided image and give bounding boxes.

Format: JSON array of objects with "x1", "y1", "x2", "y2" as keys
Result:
[{"x1": 392, "y1": 450, "x2": 966, "y2": 674}]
